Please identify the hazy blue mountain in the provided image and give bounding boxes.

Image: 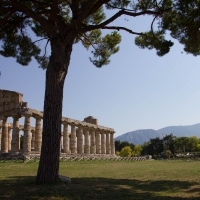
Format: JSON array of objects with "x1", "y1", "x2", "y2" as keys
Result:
[
  {"x1": 157, "y1": 124, "x2": 200, "y2": 137},
  {"x1": 115, "y1": 123, "x2": 200, "y2": 145}
]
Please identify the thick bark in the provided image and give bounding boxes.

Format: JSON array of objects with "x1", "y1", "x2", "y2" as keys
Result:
[{"x1": 35, "y1": 38, "x2": 73, "y2": 183}]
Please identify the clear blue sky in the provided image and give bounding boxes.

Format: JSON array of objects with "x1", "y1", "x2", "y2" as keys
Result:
[{"x1": 1, "y1": 15, "x2": 200, "y2": 138}]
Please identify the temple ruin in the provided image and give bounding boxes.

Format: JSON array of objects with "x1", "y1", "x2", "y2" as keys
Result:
[{"x1": 0, "y1": 89, "x2": 115, "y2": 156}]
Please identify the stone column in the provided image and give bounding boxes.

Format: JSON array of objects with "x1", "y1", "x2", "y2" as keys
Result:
[
  {"x1": 68, "y1": 133, "x2": 71, "y2": 152},
  {"x1": 0, "y1": 127, "x2": 2, "y2": 150},
  {"x1": 110, "y1": 132, "x2": 115, "y2": 155},
  {"x1": 106, "y1": 132, "x2": 110, "y2": 154},
  {"x1": 31, "y1": 130, "x2": 35, "y2": 150},
  {"x1": 8, "y1": 126, "x2": 12, "y2": 151},
  {"x1": 96, "y1": 131, "x2": 101, "y2": 154},
  {"x1": 35, "y1": 117, "x2": 42, "y2": 153},
  {"x1": 70, "y1": 125, "x2": 77, "y2": 153},
  {"x1": 84, "y1": 129, "x2": 90, "y2": 154},
  {"x1": 23, "y1": 114, "x2": 31, "y2": 154},
  {"x1": 11, "y1": 115, "x2": 20, "y2": 153},
  {"x1": 77, "y1": 127, "x2": 83, "y2": 154},
  {"x1": 1, "y1": 117, "x2": 8, "y2": 153},
  {"x1": 90, "y1": 129, "x2": 96, "y2": 154},
  {"x1": 63, "y1": 123, "x2": 70, "y2": 153},
  {"x1": 101, "y1": 131, "x2": 106, "y2": 154},
  {"x1": 60, "y1": 133, "x2": 63, "y2": 152}
]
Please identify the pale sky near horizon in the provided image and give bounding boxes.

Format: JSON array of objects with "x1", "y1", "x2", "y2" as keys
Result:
[{"x1": 0, "y1": 14, "x2": 200, "y2": 138}]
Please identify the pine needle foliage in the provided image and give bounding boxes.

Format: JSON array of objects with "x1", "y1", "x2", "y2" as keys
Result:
[{"x1": 1, "y1": 0, "x2": 199, "y2": 183}]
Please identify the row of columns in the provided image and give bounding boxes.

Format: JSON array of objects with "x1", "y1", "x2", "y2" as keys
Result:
[
  {"x1": 0, "y1": 114, "x2": 42, "y2": 154},
  {"x1": 62, "y1": 123, "x2": 115, "y2": 155},
  {"x1": 0, "y1": 116, "x2": 115, "y2": 155}
]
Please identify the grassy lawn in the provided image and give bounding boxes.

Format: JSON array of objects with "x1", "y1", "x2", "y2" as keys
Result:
[{"x1": 0, "y1": 160, "x2": 200, "y2": 199}]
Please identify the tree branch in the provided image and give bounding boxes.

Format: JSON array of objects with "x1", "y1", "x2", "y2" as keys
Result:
[
  {"x1": 102, "y1": 26, "x2": 146, "y2": 36},
  {"x1": 70, "y1": 1, "x2": 109, "y2": 28},
  {"x1": 32, "y1": 38, "x2": 48, "y2": 44},
  {"x1": 81, "y1": 9, "x2": 123, "y2": 32},
  {"x1": 50, "y1": 0, "x2": 59, "y2": 22},
  {"x1": 8, "y1": 0, "x2": 56, "y2": 39},
  {"x1": 43, "y1": 39, "x2": 50, "y2": 57},
  {"x1": 151, "y1": 14, "x2": 159, "y2": 38},
  {"x1": 79, "y1": 33, "x2": 100, "y2": 53},
  {"x1": 81, "y1": 8, "x2": 170, "y2": 32}
]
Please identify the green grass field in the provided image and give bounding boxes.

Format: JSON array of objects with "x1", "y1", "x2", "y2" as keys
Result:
[{"x1": 0, "y1": 160, "x2": 200, "y2": 199}]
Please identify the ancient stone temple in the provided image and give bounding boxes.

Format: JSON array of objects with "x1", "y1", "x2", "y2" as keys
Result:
[{"x1": 0, "y1": 89, "x2": 115, "y2": 156}]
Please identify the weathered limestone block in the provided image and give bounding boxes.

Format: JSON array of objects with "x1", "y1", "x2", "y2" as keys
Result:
[
  {"x1": 0, "y1": 89, "x2": 23, "y2": 112},
  {"x1": 90, "y1": 129, "x2": 96, "y2": 154},
  {"x1": 101, "y1": 131, "x2": 106, "y2": 154},
  {"x1": 35, "y1": 117, "x2": 42, "y2": 152},
  {"x1": 106, "y1": 132, "x2": 110, "y2": 154},
  {"x1": 77, "y1": 127, "x2": 83, "y2": 154},
  {"x1": 63, "y1": 123, "x2": 70, "y2": 153},
  {"x1": 84, "y1": 129, "x2": 90, "y2": 154},
  {"x1": 11, "y1": 115, "x2": 20, "y2": 153},
  {"x1": 23, "y1": 114, "x2": 31, "y2": 154},
  {"x1": 70, "y1": 125, "x2": 77, "y2": 153},
  {"x1": 59, "y1": 175, "x2": 71, "y2": 184},
  {"x1": 110, "y1": 132, "x2": 115, "y2": 155},
  {"x1": 83, "y1": 116, "x2": 98, "y2": 125},
  {"x1": 96, "y1": 131, "x2": 101, "y2": 154},
  {"x1": 1, "y1": 117, "x2": 8, "y2": 153},
  {"x1": 31, "y1": 130, "x2": 35, "y2": 150}
]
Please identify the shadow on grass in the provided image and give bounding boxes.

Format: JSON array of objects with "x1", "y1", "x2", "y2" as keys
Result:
[{"x1": 0, "y1": 176, "x2": 200, "y2": 200}]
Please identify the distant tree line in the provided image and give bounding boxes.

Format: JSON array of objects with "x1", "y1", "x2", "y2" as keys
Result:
[
  {"x1": 115, "y1": 134, "x2": 200, "y2": 158},
  {"x1": 115, "y1": 140, "x2": 142, "y2": 157}
]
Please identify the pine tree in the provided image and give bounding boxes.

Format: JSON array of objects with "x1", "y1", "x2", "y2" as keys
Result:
[{"x1": 1, "y1": 0, "x2": 199, "y2": 183}]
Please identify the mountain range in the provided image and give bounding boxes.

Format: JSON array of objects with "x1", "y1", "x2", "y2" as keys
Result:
[{"x1": 115, "y1": 123, "x2": 200, "y2": 145}]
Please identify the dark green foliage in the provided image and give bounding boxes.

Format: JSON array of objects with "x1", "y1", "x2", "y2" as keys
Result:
[
  {"x1": 0, "y1": 14, "x2": 41, "y2": 65},
  {"x1": 141, "y1": 134, "x2": 200, "y2": 157},
  {"x1": 146, "y1": 137, "x2": 164, "y2": 157},
  {"x1": 2, "y1": 0, "x2": 198, "y2": 70},
  {"x1": 162, "y1": 0, "x2": 200, "y2": 56},
  {"x1": 84, "y1": 6, "x2": 106, "y2": 25},
  {"x1": 163, "y1": 133, "x2": 175, "y2": 154},
  {"x1": 135, "y1": 31, "x2": 173, "y2": 56},
  {"x1": 115, "y1": 140, "x2": 135, "y2": 151},
  {"x1": 31, "y1": 21, "x2": 47, "y2": 38},
  {"x1": 115, "y1": 140, "x2": 121, "y2": 152},
  {"x1": 141, "y1": 141, "x2": 151, "y2": 155},
  {"x1": 177, "y1": 136, "x2": 200, "y2": 153},
  {"x1": 188, "y1": 136, "x2": 199, "y2": 152},
  {"x1": 133, "y1": 0, "x2": 172, "y2": 14},
  {"x1": 135, "y1": 0, "x2": 200, "y2": 56},
  {"x1": 0, "y1": 1, "x2": 124, "y2": 69},
  {"x1": 90, "y1": 31, "x2": 121, "y2": 67},
  {"x1": 141, "y1": 135, "x2": 172, "y2": 157}
]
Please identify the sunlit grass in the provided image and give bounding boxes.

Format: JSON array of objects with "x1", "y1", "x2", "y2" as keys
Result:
[{"x1": 0, "y1": 160, "x2": 200, "y2": 199}]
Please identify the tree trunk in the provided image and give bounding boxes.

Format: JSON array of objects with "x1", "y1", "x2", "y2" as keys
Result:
[{"x1": 35, "y1": 38, "x2": 73, "y2": 183}]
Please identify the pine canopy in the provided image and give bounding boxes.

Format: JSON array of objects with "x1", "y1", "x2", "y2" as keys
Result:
[{"x1": 2, "y1": 1, "x2": 197, "y2": 69}]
